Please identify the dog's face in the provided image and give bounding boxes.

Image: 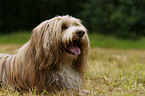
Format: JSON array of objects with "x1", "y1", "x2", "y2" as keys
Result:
[
  {"x1": 33, "y1": 15, "x2": 89, "y2": 57},
  {"x1": 60, "y1": 16, "x2": 89, "y2": 56}
]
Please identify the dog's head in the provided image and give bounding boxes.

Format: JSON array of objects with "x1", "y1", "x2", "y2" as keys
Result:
[
  {"x1": 32, "y1": 15, "x2": 89, "y2": 70},
  {"x1": 60, "y1": 16, "x2": 89, "y2": 57}
]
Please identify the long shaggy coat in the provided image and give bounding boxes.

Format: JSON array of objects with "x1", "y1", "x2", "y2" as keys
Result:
[{"x1": 0, "y1": 15, "x2": 89, "y2": 93}]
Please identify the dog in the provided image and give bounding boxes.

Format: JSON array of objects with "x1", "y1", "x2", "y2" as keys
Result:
[{"x1": 0, "y1": 15, "x2": 89, "y2": 93}]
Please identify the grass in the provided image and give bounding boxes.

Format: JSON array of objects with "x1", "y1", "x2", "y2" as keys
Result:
[
  {"x1": 89, "y1": 33, "x2": 145, "y2": 49},
  {"x1": 0, "y1": 31, "x2": 31, "y2": 44},
  {"x1": 1, "y1": 46, "x2": 145, "y2": 95},
  {"x1": 86, "y1": 48, "x2": 145, "y2": 95},
  {"x1": 0, "y1": 32, "x2": 145, "y2": 95}
]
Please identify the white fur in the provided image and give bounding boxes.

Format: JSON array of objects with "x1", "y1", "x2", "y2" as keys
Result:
[{"x1": 59, "y1": 63, "x2": 82, "y2": 89}]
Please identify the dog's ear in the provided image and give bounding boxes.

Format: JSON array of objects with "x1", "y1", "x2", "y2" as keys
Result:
[{"x1": 32, "y1": 18, "x2": 62, "y2": 70}]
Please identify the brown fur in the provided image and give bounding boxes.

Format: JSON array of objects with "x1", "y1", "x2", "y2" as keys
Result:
[{"x1": 0, "y1": 15, "x2": 89, "y2": 93}]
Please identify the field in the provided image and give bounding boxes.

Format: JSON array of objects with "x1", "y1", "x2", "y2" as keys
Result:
[{"x1": 0, "y1": 32, "x2": 145, "y2": 95}]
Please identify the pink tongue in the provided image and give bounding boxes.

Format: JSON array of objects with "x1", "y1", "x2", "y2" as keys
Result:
[{"x1": 70, "y1": 46, "x2": 81, "y2": 55}]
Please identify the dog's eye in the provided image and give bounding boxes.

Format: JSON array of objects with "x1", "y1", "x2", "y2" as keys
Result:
[{"x1": 62, "y1": 24, "x2": 68, "y2": 30}]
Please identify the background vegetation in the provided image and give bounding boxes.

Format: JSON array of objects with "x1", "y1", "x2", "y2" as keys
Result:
[{"x1": 1, "y1": 0, "x2": 145, "y2": 38}]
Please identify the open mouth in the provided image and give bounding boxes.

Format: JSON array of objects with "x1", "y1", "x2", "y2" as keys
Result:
[{"x1": 63, "y1": 39, "x2": 81, "y2": 55}]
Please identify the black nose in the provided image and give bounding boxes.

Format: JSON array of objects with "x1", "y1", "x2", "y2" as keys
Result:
[{"x1": 76, "y1": 30, "x2": 85, "y2": 37}]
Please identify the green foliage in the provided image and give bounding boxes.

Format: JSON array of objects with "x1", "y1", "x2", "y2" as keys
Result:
[
  {"x1": 81, "y1": 0, "x2": 145, "y2": 37},
  {"x1": 1, "y1": 0, "x2": 145, "y2": 37},
  {"x1": 0, "y1": 0, "x2": 86, "y2": 32}
]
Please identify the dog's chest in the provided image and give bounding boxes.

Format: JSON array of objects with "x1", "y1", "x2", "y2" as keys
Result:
[{"x1": 58, "y1": 64, "x2": 82, "y2": 88}]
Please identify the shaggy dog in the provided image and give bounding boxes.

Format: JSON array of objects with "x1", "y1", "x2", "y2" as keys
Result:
[{"x1": 0, "y1": 15, "x2": 89, "y2": 93}]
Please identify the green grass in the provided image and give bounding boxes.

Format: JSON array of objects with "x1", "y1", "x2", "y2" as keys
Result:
[
  {"x1": 89, "y1": 33, "x2": 145, "y2": 49},
  {"x1": 1, "y1": 32, "x2": 145, "y2": 95},
  {"x1": 0, "y1": 31, "x2": 31, "y2": 44}
]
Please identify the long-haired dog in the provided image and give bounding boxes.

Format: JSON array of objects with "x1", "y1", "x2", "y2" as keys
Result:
[{"x1": 0, "y1": 15, "x2": 89, "y2": 93}]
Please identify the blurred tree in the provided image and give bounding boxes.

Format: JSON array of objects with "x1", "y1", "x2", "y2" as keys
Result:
[
  {"x1": 1, "y1": 0, "x2": 145, "y2": 38},
  {"x1": 0, "y1": 0, "x2": 38, "y2": 32},
  {"x1": 81, "y1": 0, "x2": 145, "y2": 37},
  {"x1": 0, "y1": 0, "x2": 86, "y2": 33}
]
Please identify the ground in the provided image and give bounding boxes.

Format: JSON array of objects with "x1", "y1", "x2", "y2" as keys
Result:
[
  {"x1": 86, "y1": 47, "x2": 145, "y2": 95},
  {"x1": 0, "y1": 44, "x2": 145, "y2": 95}
]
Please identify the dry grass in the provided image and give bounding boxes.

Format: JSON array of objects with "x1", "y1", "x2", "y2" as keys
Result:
[
  {"x1": 0, "y1": 44, "x2": 21, "y2": 54},
  {"x1": 86, "y1": 48, "x2": 145, "y2": 95},
  {"x1": 0, "y1": 44, "x2": 145, "y2": 95}
]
